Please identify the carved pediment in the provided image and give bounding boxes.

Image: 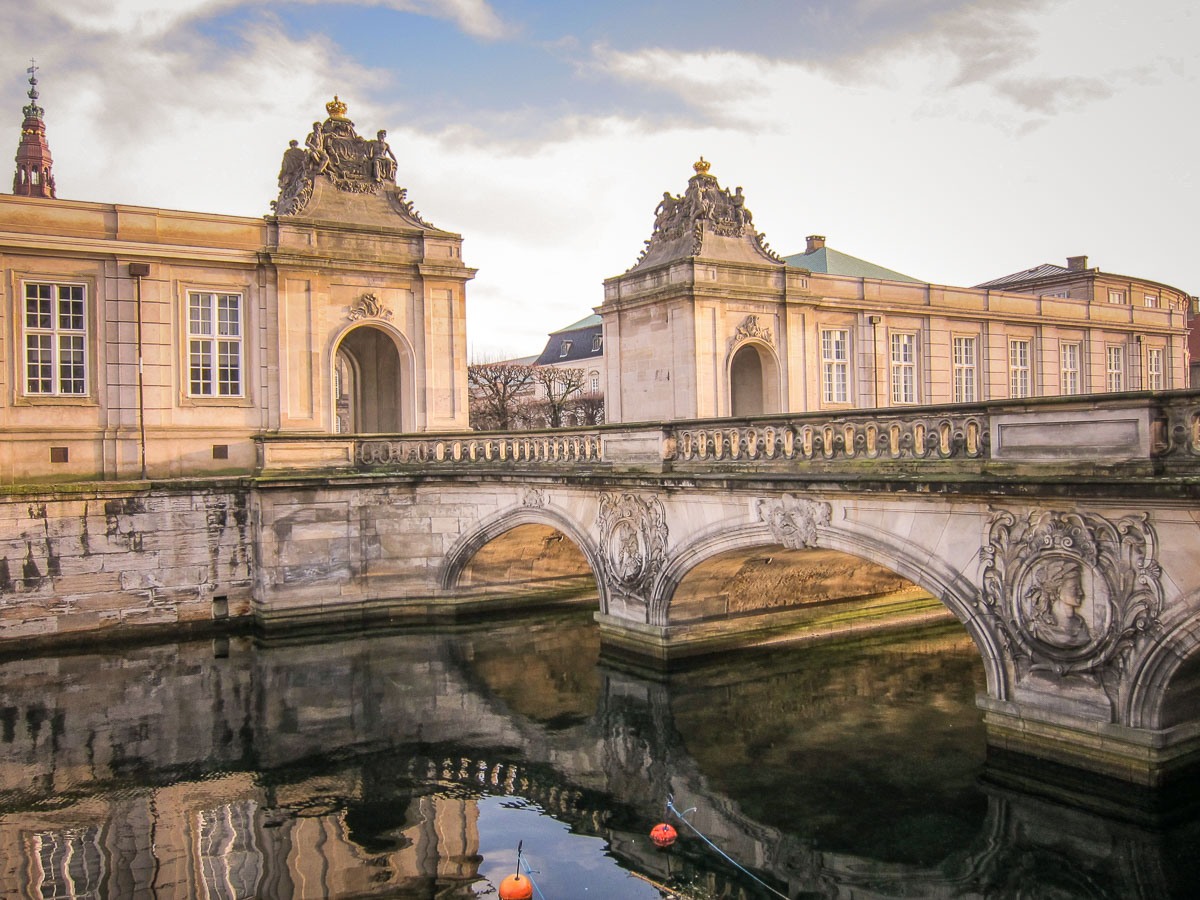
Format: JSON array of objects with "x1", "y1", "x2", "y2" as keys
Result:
[
  {"x1": 729, "y1": 314, "x2": 773, "y2": 351},
  {"x1": 272, "y1": 97, "x2": 436, "y2": 229},
  {"x1": 627, "y1": 158, "x2": 783, "y2": 272}
]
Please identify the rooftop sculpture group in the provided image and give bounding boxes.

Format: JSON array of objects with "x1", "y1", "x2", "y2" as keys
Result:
[
  {"x1": 629, "y1": 158, "x2": 781, "y2": 271},
  {"x1": 273, "y1": 96, "x2": 429, "y2": 225}
]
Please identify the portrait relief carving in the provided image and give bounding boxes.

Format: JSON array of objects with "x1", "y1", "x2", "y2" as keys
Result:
[
  {"x1": 757, "y1": 495, "x2": 831, "y2": 549},
  {"x1": 597, "y1": 492, "x2": 668, "y2": 599},
  {"x1": 979, "y1": 508, "x2": 1164, "y2": 678},
  {"x1": 521, "y1": 488, "x2": 547, "y2": 509}
]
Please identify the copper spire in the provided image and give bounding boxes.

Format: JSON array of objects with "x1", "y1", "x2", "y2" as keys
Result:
[{"x1": 12, "y1": 61, "x2": 56, "y2": 198}]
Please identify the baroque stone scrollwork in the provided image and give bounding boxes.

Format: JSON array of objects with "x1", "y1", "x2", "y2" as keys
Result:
[
  {"x1": 597, "y1": 492, "x2": 668, "y2": 599},
  {"x1": 272, "y1": 96, "x2": 433, "y2": 226},
  {"x1": 756, "y1": 495, "x2": 831, "y2": 549},
  {"x1": 979, "y1": 509, "x2": 1164, "y2": 678},
  {"x1": 347, "y1": 293, "x2": 392, "y2": 322},
  {"x1": 521, "y1": 488, "x2": 547, "y2": 508},
  {"x1": 730, "y1": 314, "x2": 773, "y2": 350}
]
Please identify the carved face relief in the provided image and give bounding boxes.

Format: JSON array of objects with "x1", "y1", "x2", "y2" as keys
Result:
[
  {"x1": 979, "y1": 509, "x2": 1164, "y2": 676},
  {"x1": 757, "y1": 494, "x2": 831, "y2": 550},
  {"x1": 597, "y1": 493, "x2": 667, "y2": 598}
]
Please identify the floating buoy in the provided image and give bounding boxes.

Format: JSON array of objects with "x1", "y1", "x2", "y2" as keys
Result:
[
  {"x1": 499, "y1": 873, "x2": 533, "y2": 899},
  {"x1": 650, "y1": 822, "x2": 677, "y2": 848}
]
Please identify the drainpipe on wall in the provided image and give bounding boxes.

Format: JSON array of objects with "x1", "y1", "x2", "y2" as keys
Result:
[
  {"x1": 868, "y1": 315, "x2": 882, "y2": 405},
  {"x1": 128, "y1": 262, "x2": 150, "y2": 479}
]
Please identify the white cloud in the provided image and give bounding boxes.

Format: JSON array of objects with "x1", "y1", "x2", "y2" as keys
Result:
[
  {"x1": 40, "y1": 0, "x2": 515, "y2": 41},
  {"x1": 1, "y1": 0, "x2": 1196, "y2": 360}
]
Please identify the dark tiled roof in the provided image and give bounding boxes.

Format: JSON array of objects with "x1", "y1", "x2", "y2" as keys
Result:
[
  {"x1": 534, "y1": 318, "x2": 604, "y2": 366},
  {"x1": 974, "y1": 263, "x2": 1071, "y2": 289}
]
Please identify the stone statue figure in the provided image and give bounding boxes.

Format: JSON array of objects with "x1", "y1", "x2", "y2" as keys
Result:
[
  {"x1": 1026, "y1": 557, "x2": 1091, "y2": 649},
  {"x1": 653, "y1": 192, "x2": 678, "y2": 232},
  {"x1": 305, "y1": 122, "x2": 329, "y2": 174},
  {"x1": 278, "y1": 139, "x2": 307, "y2": 189},
  {"x1": 370, "y1": 129, "x2": 397, "y2": 182},
  {"x1": 732, "y1": 186, "x2": 752, "y2": 228}
]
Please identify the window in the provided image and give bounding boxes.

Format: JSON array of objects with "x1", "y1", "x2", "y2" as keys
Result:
[
  {"x1": 1144, "y1": 293, "x2": 1159, "y2": 308},
  {"x1": 1009, "y1": 338, "x2": 1031, "y2": 398},
  {"x1": 24, "y1": 281, "x2": 87, "y2": 396},
  {"x1": 952, "y1": 336, "x2": 977, "y2": 403},
  {"x1": 188, "y1": 291, "x2": 243, "y2": 397},
  {"x1": 1106, "y1": 345, "x2": 1124, "y2": 391},
  {"x1": 592, "y1": 334, "x2": 603, "y2": 352},
  {"x1": 590, "y1": 372, "x2": 600, "y2": 393},
  {"x1": 559, "y1": 340, "x2": 572, "y2": 358},
  {"x1": 1060, "y1": 342, "x2": 1081, "y2": 395},
  {"x1": 821, "y1": 328, "x2": 849, "y2": 404},
  {"x1": 890, "y1": 332, "x2": 916, "y2": 404},
  {"x1": 1146, "y1": 347, "x2": 1164, "y2": 390},
  {"x1": 1108, "y1": 289, "x2": 1126, "y2": 304}
]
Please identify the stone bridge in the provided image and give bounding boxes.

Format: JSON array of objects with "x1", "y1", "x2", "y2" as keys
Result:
[
  {"x1": 2, "y1": 391, "x2": 1199, "y2": 788},
  {"x1": 251, "y1": 391, "x2": 1200, "y2": 787}
]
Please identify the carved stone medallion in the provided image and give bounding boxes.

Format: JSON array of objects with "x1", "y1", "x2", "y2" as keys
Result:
[
  {"x1": 521, "y1": 488, "x2": 546, "y2": 509},
  {"x1": 347, "y1": 293, "x2": 392, "y2": 322},
  {"x1": 979, "y1": 509, "x2": 1164, "y2": 676},
  {"x1": 757, "y1": 495, "x2": 830, "y2": 549},
  {"x1": 597, "y1": 493, "x2": 668, "y2": 599}
]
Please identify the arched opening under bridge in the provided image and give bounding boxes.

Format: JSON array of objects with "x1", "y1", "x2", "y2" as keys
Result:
[{"x1": 457, "y1": 523, "x2": 598, "y2": 606}]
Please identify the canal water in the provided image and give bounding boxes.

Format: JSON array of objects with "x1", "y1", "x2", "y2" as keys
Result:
[{"x1": 0, "y1": 609, "x2": 1195, "y2": 898}]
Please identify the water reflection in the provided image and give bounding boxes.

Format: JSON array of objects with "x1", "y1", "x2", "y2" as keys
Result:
[{"x1": 0, "y1": 611, "x2": 1194, "y2": 898}]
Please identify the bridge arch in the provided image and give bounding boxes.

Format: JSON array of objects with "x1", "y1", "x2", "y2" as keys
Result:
[
  {"x1": 439, "y1": 504, "x2": 608, "y2": 610},
  {"x1": 649, "y1": 517, "x2": 1008, "y2": 699},
  {"x1": 1122, "y1": 588, "x2": 1200, "y2": 729}
]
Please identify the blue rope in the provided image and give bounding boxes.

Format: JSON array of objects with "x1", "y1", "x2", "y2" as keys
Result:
[
  {"x1": 666, "y1": 798, "x2": 790, "y2": 900},
  {"x1": 519, "y1": 855, "x2": 548, "y2": 900}
]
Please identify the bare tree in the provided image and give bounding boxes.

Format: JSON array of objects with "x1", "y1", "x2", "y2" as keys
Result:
[
  {"x1": 467, "y1": 361, "x2": 535, "y2": 430},
  {"x1": 571, "y1": 391, "x2": 605, "y2": 426},
  {"x1": 532, "y1": 366, "x2": 587, "y2": 428}
]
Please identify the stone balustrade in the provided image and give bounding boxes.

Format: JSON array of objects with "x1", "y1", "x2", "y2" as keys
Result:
[{"x1": 254, "y1": 391, "x2": 1200, "y2": 475}]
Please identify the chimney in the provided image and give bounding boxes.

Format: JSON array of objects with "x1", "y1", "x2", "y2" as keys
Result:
[
  {"x1": 806, "y1": 235, "x2": 826, "y2": 254},
  {"x1": 1066, "y1": 255, "x2": 1088, "y2": 271}
]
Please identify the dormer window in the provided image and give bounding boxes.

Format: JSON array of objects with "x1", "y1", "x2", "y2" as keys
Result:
[
  {"x1": 559, "y1": 340, "x2": 572, "y2": 357},
  {"x1": 592, "y1": 334, "x2": 603, "y2": 352}
]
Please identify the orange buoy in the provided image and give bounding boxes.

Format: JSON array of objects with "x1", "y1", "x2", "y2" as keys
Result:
[
  {"x1": 650, "y1": 822, "x2": 677, "y2": 848},
  {"x1": 499, "y1": 873, "x2": 533, "y2": 900}
]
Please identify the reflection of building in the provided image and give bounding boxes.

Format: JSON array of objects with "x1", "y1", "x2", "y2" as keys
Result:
[
  {"x1": 1, "y1": 89, "x2": 473, "y2": 482},
  {"x1": 601, "y1": 160, "x2": 1192, "y2": 422}
]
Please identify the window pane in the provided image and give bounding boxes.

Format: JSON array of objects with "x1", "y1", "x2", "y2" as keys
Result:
[
  {"x1": 191, "y1": 339, "x2": 213, "y2": 395},
  {"x1": 58, "y1": 285, "x2": 85, "y2": 331},
  {"x1": 217, "y1": 294, "x2": 240, "y2": 337},
  {"x1": 190, "y1": 293, "x2": 213, "y2": 336},
  {"x1": 217, "y1": 340, "x2": 241, "y2": 395},
  {"x1": 26, "y1": 335, "x2": 52, "y2": 393}
]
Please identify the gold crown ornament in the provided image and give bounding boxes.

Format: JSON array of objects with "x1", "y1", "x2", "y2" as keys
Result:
[
  {"x1": 325, "y1": 95, "x2": 349, "y2": 119},
  {"x1": 693, "y1": 157, "x2": 711, "y2": 175}
]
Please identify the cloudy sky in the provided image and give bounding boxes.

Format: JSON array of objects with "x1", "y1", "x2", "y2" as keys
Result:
[{"x1": 2, "y1": 0, "x2": 1196, "y2": 357}]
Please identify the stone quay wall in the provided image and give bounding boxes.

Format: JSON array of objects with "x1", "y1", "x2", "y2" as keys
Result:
[{"x1": 0, "y1": 483, "x2": 253, "y2": 644}]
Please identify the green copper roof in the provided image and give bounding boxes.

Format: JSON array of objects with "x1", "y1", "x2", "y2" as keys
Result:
[
  {"x1": 783, "y1": 246, "x2": 923, "y2": 284},
  {"x1": 550, "y1": 313, "x2": 601, "y2": 334}
]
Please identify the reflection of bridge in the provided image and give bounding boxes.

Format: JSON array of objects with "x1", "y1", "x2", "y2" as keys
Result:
[
  {"x1": 3, "y1": 392, "x2": 1199, "y2": 787},
  {"x1": 0, "y1": 621, "x2": 1188, "y2": 898}
]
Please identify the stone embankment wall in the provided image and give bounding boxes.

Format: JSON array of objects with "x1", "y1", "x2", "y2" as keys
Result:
[{"x1": 0, "y1": 484, "x2": 253, "y2": 643}]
